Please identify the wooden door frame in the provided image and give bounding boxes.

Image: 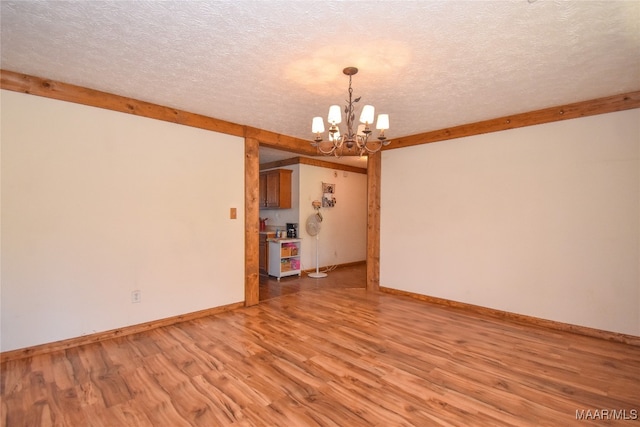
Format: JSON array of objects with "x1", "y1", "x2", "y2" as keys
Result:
[
  {"x1": 244, "y1": 143, "x2": 382, "y2": 306},
  {"x1": 366, "y1": 151, "x2": 381, "y2": 292},
  {"x1": 244, "y1": 138, "x2": 260, "y2": 306}
]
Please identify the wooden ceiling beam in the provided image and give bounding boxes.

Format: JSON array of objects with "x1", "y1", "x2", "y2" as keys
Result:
[
  {"x1": 3, "y1": 70, "x2": 638, "y2": 154},
  {"x1": 0, "y1": 69, "x2": 248, "y2": 137},
  {"x1": 244, "y1": 127, "x2": 316, "y2": 156},
  {"x1": 259, "y1": 156, "x2": 367, "y2": 174},
  {"x1": 0, "y1": 69, "x2": 325, "y2": 155},
  {"x1": 386, "y1": 91, "x2": 640, "y2": 150}
]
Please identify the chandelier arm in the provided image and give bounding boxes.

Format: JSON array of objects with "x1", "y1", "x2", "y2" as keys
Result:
[
  {"x1": 315, "y1": 136, "x2": 346, "y2": 155},
  {"x1": 315, "y1": 144, "x2": 338, "y2": 155},
  {"x1": 359, "y1": 139, "x2": 385, "y2": 154}
]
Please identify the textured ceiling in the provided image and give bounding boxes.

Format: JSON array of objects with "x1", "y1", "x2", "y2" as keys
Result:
[{"x1": 1, "y1": 1, "x2": 639, "y2": 163}]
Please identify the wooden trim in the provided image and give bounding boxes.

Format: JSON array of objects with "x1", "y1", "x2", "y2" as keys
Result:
[
  {"x1": 260, "y1": 156, "x2": 367, "y2": 174},
  {"x1": 386, "y1": 91, "x2": 640, "y2": 150},
  {"x1": 380, "y1": 287, "x2": 640, "y2": 347},
  {"x1": 366, "y1": 152, "x2": 381, "y2": 291},
  {"x1": 0, "y1": 69, "x2": 246, "y2": 137},
  {"x1": 0, "y1": 69, "x2": 313, "y2": 149},
  {"x1": 296, "y1": 156, "x2": 367, "y2": 174},
  {"x1": 0, "y1": 301, "x2": 245, "y2": 363},
  {"x1": 259, "y1": 157, "x2": 300, "y2": 170},
  {"x1": 4, "y1": 70, "x2": 637, "y2": 154},
  {"x1": 245, "y1": 138, "x2": 260, "y2": 306},
  {"x1": 245, "y1": 127, "x2": 317, "y2": 156}
]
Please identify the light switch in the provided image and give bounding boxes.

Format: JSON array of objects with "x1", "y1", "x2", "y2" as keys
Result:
[{"x1": 230, "y1": 207, "x2": 237, "y2": 219}]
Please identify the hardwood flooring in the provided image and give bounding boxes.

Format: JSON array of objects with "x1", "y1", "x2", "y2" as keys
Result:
[
  {"x1": 259, "y1": 264, "x2": 366, "y2": 301},
  {"x1": 2, "y1": 279, "x2": 639, "y2": 426}
]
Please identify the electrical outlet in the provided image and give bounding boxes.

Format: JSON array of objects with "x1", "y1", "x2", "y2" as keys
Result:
[{"x1": 131, "y1": 290, "x2": 141, "y2": 303}]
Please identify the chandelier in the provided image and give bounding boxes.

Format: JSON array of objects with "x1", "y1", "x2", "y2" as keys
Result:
[{"x1": 311, "y1": 67, "x2": 390, "y2": 156}]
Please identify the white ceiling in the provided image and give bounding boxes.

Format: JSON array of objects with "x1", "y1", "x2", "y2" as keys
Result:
[{"x1": 1, "y1": 1, "x2": 639, "y2": 164}]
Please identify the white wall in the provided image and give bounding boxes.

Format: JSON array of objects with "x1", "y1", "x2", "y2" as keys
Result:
[
  {"x1": 381, "y1": 109, "x2": 640, "y2": 336},
  {"x1": 298, "y1": 164, "x2": 367, "y2": 271},
  {"x1": 1, "y1": 90, "x2": 246, "y2": 351}
]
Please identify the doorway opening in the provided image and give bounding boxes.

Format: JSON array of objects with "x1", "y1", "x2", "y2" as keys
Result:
[{"x1": 257, "y1": 146, "x2": 368, "y2": 301}]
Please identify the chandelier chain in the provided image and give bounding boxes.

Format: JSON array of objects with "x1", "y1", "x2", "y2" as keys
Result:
[{"x1": 346, "y1": 74, "x2": 355, "y2": 140}]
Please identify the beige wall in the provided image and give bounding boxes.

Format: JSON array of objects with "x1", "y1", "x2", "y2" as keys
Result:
[
  {"x1": 1, "y1": 90, "x2": 245, "y2": 351},
  {"x1": 298, "y1": 163, "x2": 367, "y2": 270},
  {"x1": 381, "y1": 109, "x2": 640, "y2": 336}
]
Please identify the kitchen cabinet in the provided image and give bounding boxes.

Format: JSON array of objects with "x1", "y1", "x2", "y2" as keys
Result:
[
  {"x1": 268, "y1": 239, "x2": 301, "y2": 280},
  {"x1": 259, "y1": 169, "x2": 292, "y2": 209}
]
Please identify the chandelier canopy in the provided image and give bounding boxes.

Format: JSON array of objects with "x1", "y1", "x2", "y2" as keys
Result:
[{"x1": 311, "y1": 67, "x2": 390, "y2": 157}]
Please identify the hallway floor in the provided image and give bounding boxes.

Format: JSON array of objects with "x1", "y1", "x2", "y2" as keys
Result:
[{"x1": 259, "y1": 263, "x2": 366, "y2": 301}]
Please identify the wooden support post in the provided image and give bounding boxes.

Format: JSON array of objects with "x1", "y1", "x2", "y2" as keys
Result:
[
  {"x1": 366, "y1": 151, "x2": 381, "y2": 291},
  {"x1": 245, "y1": 137, "x2": 260, "y2": 306}
]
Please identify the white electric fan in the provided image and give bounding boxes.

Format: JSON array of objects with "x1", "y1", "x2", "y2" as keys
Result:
[{"x1": 306, "y1": 202, "x2": 327, "y2": 278}]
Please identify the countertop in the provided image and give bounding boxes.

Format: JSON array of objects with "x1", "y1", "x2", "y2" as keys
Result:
[{"x1": 266, "y1": 237, "x2": 301, "y2": 243}]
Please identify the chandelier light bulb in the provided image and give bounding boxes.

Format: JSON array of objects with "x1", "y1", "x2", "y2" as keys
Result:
[
  {"x1": 327, "y1": 105, "x2": 342, "y2": 125},
  {"x1": 312, "y1": 117, "x2": 325, "y2": 134},
  {"x1": 376, "y1": 114, "x2": 389, "y2": 130},
  {"x1": 359, "y1": 105, "x2": 375, "y2": 124}
]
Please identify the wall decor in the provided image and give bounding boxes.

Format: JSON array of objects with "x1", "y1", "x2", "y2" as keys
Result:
[{"x1": 322, "y1": 182, "x2": 336, "y2": 207}]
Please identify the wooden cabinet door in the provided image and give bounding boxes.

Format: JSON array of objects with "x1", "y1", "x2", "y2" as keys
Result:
[
  {"x1": 277, "y1": 169, "x2": 292, "y2": 209},
  {"x1": 259, "y1": 169, "x2": 292, "y2": 209},
  {"x1": 265, "y1": 171, "x2": 281, "y2": 208}
]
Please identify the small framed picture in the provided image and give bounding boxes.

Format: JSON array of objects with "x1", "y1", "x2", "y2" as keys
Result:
[{"x1": 322, "y1": 182, "x2": 336, "y2": 207}]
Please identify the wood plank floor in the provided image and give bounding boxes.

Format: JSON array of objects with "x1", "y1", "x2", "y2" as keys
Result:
[
  {"x1": 259, "y1": 264, "x2": 366, "y2": 301},
  {"x1": 2, "y1": 285, "x2": 639, "y2": 426}
]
